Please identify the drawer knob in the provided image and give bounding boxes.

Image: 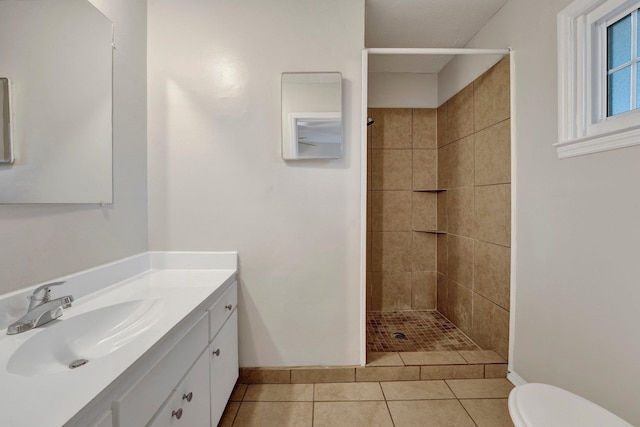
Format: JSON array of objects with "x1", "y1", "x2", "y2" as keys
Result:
[
  {"x1": 212, "y1": 348, "x2": 221, "y2": 356},
  {"x1": 172, "y1": 408, "x2": 183, "y2": 420},
  {"x1": 183, "y1": 392, "x2": 193, "y2": 402},
  {"x1": 225, "y1": 304, "x2": 233, "y2": 310}
]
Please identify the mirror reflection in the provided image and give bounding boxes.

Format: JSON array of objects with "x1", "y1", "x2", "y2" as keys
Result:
[
  {"x1": 0, "y1": 0, "x2": 113, "y2": 203},
  {"x1": 281, "y1": 72, "x2": 343, "y2": 160},
  {"x1": 0, "y1": 78, "x2": 12, "y2": 164}
]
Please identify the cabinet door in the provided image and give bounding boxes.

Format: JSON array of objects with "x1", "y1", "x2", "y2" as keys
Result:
[
  {"x1": 210, "y1": 310, "x2": 238, "y2": 426},
  {"x1": 148, "y1": 349, "x2": 210, "y2": 427}
]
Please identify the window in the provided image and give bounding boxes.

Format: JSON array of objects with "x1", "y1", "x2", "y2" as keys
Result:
[{"x1": 556, "y1": 0, "x2": 640, "y2": 158}]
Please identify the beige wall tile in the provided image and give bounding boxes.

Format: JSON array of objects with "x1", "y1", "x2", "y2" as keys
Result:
[
  {"x1": 458, "y1": 350, "x2": 506, "y2": 365},
  {"x1": 240, "y1": 368, "x2": 290, "y2": 384},
  {"x1": 447, "y1": 188, "x2": 474, "y2": 237},
  {"x1": 381, "y1": 380, "x2": 455, "y2": 400},
  {"x1": 380, "y1": 271, "x2": 412, "y2": 310},
  {"x1": 355, "y1": 366, "x2": 420, "y2": 382},
  {"x1": 244, "y1": 384, "x2": 314, "y2": 402},
  {"x1": 445, "y1": 378, "x2": 514, "y2": 399},
  {"x1": 399, "y1": 351, "x2": 467, "y2": 366},
  {"x1": 412, "y1": 149, "x2": 437, "y2": 189},
  {"x1": 370, "y1": 108, "x2": 412, "y2": 149},
  {"x1": 472, "y1": 295, "x2": 510, "y2": 359},
  {"x1": 366, "y1": 352, "x2": 404, "y2": 367},
  {"x1": 314, "y1": 402, "x2": 394, "y2": 427},
  {"x1": 412, "y1": 191, "x2": 437, "y2": 231},
  {"x1": 369, "y1": 272, "x2": 382, "y2": 310},
  {"x1": 370, "y1": 232, "x2": 412, "y2": 272},
  {"x1": 460, "y1": 399, "x2": 514, "y2": 427},
  {"x1": 437, "y1": 102, "x2": 450, "y2": 147},
  {"x1": 314, "y1": 382, "x2": 384, "y2": 401},
  {"x1": 447, "y1": 235, "x2": 474, "y2": 289},
  {"x1": 413, "y1": 108, "x2": 437, "y2": 149},
  {"x1": 411, "y1": 232, "x2": 436, "y2": 271},
  {"x1": 475, "y1": 184, "x2": 511, "y2": 247},
  {"x1": 371, "y1": 191, "x2": 412, "y2": 231},
  {"x1": 436, "y1": 273, "x2": 448, "y2": 316},
  {"x1": 474, "y1": 57, "x2": 510, "y2": 132},
  {"x1": 387, "y1": 400, "x2": 476, "y2": 427},
  {"x1": 448, "y1": 83, "x2": 474, "y2": 142},
  {"x1": 412, "y1": 271, "x2": 436, "y2": 309},
  {"x1": 437, "y1": 191, "x2": 447, "y2": 230},
  {"x1": 438, "y1": 136, "x2": 474, "y2": 189},
  {"x1": 474, "y1": 241, "x2": 510, "y2": 309},
  {"x1": 291, "y1": 368, "x2": 355, "y2": 384},
  {"x1": 371, "y1": 149, "x2": 412, "y2": 190},
  {"x1": 475, "y1": 119, "x2": 510, "y2": 186},
  {"x1": 484, "y1": 364, "x2": 508, "y2": 378},
  {"x1": 421, "y1": 365, "x2": 484, "y2": 380},
  {"x1": 437, "y1": 234, "x2": 448, "y2": 275},
  {"x1": 447, "y1": 280, "x2": 473, "y2": 335},
  {"x1": 233, "y1": 402, "x2": 313, "y2": 427}
]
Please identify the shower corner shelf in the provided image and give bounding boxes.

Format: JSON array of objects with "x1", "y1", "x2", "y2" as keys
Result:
[
  {"x1": 412, "y1": 188, "x2": 446, "y2": 193},
  {"x1": 413, "y1": 229, "x2": 447, "y2": 234}
]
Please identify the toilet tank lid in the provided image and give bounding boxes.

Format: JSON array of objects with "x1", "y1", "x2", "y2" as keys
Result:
[{"x1": 508, "y1": 383, "x2": 633, "y2": 427}]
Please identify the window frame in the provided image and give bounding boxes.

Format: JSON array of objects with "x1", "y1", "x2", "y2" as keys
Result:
[{"x1": 556, "y1": 0, "x2": 640, "y2": 158}]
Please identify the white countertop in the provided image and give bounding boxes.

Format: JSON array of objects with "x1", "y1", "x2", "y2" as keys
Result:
[{"x1": 0, "y1": 252, "x2": 237, "y2": 427}]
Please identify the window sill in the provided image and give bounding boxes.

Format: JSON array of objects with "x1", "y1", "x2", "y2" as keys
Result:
[{"x1": 554, "y1": 125, "x2": 640, "y2": 158}]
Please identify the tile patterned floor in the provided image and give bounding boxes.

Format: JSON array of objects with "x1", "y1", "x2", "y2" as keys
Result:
[
  {"x1": 218, "y1": 378, "x2": 515, "y2": 426},
  {"x1": 367, "y1": 310, "x2": 480, "y2": 352}
]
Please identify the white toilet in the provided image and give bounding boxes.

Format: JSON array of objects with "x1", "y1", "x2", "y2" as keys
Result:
[{"x1": 508, "y1": 383, "x2": 633, "y2": 427}]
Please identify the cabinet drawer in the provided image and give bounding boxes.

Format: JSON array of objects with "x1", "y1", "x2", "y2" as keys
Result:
[
  {"x1": 147, "y1": 349, "x2": 210, "y2": 427},
  {"x1": 114, "y1": 314, "x2": 208, "y2": 427},
  {"x1": 209, "y1": 281, "x2": 237, "y2": 341},
  {"x1": 210, "y1": 311, "x2": 239, "y2": 426}
]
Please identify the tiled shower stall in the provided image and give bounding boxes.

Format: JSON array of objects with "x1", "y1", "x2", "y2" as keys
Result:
[{"x1": 367, "y1": 57, "x2": 511, "y2": 359}]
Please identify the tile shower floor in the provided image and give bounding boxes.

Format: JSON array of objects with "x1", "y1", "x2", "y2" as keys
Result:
[
  {"x1": 367, "y1": 310, "x2": 480, "y2": 352},
  {"x1": 218, "y1": 379, "x2": 515, "y2": 426}
]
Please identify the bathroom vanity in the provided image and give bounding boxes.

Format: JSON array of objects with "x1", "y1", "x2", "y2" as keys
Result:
[{"x1": 0, "y1": 252, "x2": 238, "y2": 427}]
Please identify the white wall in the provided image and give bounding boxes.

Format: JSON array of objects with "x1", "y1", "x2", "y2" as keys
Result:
[
  {"x1": 0, "y1": 0, "x2": 147, "y2": 295},
  {"x1": 368, "y1": 72, "x2": 438, "y2": 108},
  {"x1": 439, "y1": 0, "x2": 640, "y2": 424},
  {"x1": 147, "y1": 0, "x2": 364, "y2": 367}
]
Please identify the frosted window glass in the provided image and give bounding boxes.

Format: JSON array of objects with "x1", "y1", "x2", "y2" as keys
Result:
[
  {"x1": 637, "y1": 64, "x2": 640, "y2": 109},
  {"x1": 608, "y1": 66, "x2": 631, "y2": 116},
  {"x1": 608, "y1": 14, "x2": 632, "y2": 70}
]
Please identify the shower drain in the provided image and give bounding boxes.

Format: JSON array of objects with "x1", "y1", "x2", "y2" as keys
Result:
[
  {"x1": 69, "y1": 359, "x2": 89, "y2": 369},
  {"x1": 392, "y1": 332, "x2": 407, "y2": 340}
]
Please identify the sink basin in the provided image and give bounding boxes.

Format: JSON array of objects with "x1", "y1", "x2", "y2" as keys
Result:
[{"x1": 7, "y1": 299, "x2": 163, "y2": 377}]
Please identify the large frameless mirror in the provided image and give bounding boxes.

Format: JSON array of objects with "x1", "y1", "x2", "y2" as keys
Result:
[
  {"x1": 0, "y1": 0, "x2": 113, "y2": 203},
  {"x1": 281, "y1": 72, "x2": 343, "y2": 160}
]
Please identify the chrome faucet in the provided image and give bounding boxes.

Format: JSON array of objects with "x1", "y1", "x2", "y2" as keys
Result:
[{"x1": 7, "y1": 282, "x2": 74, "y2": 335}]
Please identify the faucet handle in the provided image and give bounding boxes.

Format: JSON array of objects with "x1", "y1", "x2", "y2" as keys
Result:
[{"x1": 28, "y1": 281, "x2": 66, "y2": 308}]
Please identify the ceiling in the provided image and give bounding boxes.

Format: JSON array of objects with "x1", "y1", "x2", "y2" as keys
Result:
[{"x1": 365, "y1": 0, "x2": 509, "y2": 73}]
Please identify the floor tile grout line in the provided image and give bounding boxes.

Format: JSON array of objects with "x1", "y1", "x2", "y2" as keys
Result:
[{"x1": 458, "y1": 397, "x2": 481, "y2": 427}]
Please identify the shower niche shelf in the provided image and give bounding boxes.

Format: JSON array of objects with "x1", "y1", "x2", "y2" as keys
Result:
[
  {"x1": 413, "y1": 229, "x2": 447, "y2": 234},
  {"x1": 412, "y1": 189, "x2": 446, "y2": 193}
]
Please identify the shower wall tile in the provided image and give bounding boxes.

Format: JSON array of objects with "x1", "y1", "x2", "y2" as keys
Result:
[
  {"x1": 437, "y1": 192, "x2": 448, "y2": 231},
  {"x1": 474, "y1": 241, "x2": 510, "y2": 310},
  {"x1": 471, "y1": 294, "x2": 510, "y2": 360},
  {"x1": 475, "y1": 184, "x2": 511, "y2": 247},
  {"x1": 413, "y1": 109, "x2": 437, "y2": 149},
  {"x1": 446, "y1": 188, "x2": 474, "y2": 238},
  {"x1": 447, "y1": 235, "x2": 474, "y2": 290},
  {"x1": 436, "y1": 273, "x2": 448, "y2": 316},
  {"x1": 379, "y1": 271, "x2": 412, "y2": 311},
  {"x1": 412, "y1": 192, "x2": 437, "y2": 231},
  {"x1": 436, "y1": 234, "x2": 448, "y2": 275},
  {"x1": 475, "y1": 119, "x2": 511, "y2": 186},
  {"x1": 371, "y1": 232, "x2": 412, "y2": 272},
  {"x1": 370, "y1": 108, "x2": 412, "y2": 149},
  {"x1": 412, "y1": 149, "x2": 437, "y2": 190},
  {"x1": 438, "y1": 135, "x2": 474, "y2": 189},
  {"x1": 411, "y1": 232, "x2": 437, "y2": 272},
  {"x1": 447, "y1": 280, "x2": 473, "y2": 335},
  {"x1": 412, "y1": 271, "x2": 437, "y2": 309},
  {"x1": 447, "y1": 83, "x2": 474, "y2": 142},
  {"x1": 370, "y1": 191, "x2": 412, "y2": 231},
  {"x1": 371, "y1": 149, "x2": 412, "y2": 190},
  {"x1": 437, "y1": 103, "x2": 450, "y2": 147},
  {"x1": 474, "y1": 56, "x2": 510, "y2": 131}
]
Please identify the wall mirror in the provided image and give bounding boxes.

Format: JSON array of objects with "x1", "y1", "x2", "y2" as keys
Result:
[
  {"x1": 281, "y1": 72, "x2": 343, "y2": 160},
  {"x1": 0, "y1": 78, "x2": 12, "y2": 164},
  {"x1": 0, "y1": 0, "x2": 113, "y2": 204}
]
